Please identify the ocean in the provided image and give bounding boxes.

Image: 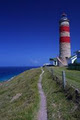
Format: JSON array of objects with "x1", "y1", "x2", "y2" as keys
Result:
[{"x1": 0, "y1": 66, "x2": 38, "y2": 82}]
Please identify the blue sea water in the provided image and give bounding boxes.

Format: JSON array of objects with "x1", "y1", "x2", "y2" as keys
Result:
[{"x1": 0, "y1": 66, "x2": 38, "y2": 82}]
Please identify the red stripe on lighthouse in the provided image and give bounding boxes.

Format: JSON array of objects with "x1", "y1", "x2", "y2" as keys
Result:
[
  {"x1": 60, "y1": 26, "x2": 70, "y2": 32},
  {"x1": 60, "y1": 37, "x2": 70, "y2": 43}
]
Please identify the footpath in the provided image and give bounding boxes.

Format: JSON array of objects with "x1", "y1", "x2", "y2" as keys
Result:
[{"x1": 37, "y1": 67, "x2": 47, "y2": 120}]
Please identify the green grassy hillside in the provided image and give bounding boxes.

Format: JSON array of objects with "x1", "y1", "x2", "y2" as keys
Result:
[
  {"x1": 42, "y1": 68, "x2": 80, "y2": 120},
  {"x1": 0, "y1": 68, "x2": 41, "y2": 120},
  {"x1": 50, "y1": 67, "x2": 80, "y2": 90}
]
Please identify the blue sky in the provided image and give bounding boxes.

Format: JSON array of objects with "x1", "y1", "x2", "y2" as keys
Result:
[{"x1": 0, "y1": 0, "x2": 80, "y2": 66}]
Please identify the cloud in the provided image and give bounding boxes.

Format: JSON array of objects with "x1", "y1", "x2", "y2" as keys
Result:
[{"x1": 30, "y1": 59, "x2": 40, "y2": 65}]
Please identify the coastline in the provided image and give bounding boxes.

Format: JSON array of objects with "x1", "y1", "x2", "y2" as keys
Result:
[
  {"x1": 0, "y1": 66, "x2": 39, "y2": 84},
  {"x1": 0, "y1": 76, "x2": 16, "y2": 86},
  {"x1": 0, "y1": 67, "x2": 40, "y2": 86}
]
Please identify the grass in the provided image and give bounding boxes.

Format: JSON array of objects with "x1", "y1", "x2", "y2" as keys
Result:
[
  {"x1": 0, "y1": 68, "x2": 41, "y2": 120},
  {"x1": 48, "y1": 67, "x2": 80, "y2": 91},
  {"x1": 42, "y1": 68, "x2": 80, "y2": 120}
]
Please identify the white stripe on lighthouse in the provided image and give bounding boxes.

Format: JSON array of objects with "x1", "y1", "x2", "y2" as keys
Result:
[
  {"x1": 60, "y1": 31, "x2": 70, "y2": 37},
  {"x1": 60, "y1": 21, "x2": 69, "y2": 26}
]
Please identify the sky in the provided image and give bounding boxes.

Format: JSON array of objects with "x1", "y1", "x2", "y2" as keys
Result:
[{"x1": 0, "y1": 0, "x2": 80, "y2": 66}]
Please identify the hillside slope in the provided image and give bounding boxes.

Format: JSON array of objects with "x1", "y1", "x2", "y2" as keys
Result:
[
  {"x1": 42, "y1": 68, "x2": 80, "y2": 120},
  {"x1": 0, "y1": 68, "x2": 41, "y2": 120}
]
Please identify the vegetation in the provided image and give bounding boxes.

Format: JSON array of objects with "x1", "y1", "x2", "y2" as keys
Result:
[
  {"x1": 0, "y1": 66, "x2": 80, "y2": 120},
  {"x1": 0, "y1": 68, "x2": 41, "y2": 120},
  {"x1": 68, "y1": 63, "x2": 80, "y2": 70},
  {"x1": 49, "y1": 67, "x2": 80, "y2": 91},
  {"x1": 42, "y1": 68, "x2": 80, "y2": 120}
]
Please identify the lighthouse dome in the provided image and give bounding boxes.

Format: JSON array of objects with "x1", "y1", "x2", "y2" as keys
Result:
[{"x1": 59, "y1": 13, "x2": 69, "y2": 23}]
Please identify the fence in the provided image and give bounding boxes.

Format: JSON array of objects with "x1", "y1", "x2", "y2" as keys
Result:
[
  {"x1": 44, "y1": 66, "x2": 80, "y2": 104},
  {"x1": 45, "y1": 66, "x2": 80, "y2": 91},
  {"x1": 45, "y1": 66, "x2": 66, "y2": 89}
]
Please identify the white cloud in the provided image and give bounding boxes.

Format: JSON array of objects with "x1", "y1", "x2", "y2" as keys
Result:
[{"x1": 30, "y1": 59, "x2": 39, "y2": 65}]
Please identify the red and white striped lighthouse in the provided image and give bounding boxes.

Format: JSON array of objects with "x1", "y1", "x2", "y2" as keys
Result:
[{"x1": 59, "y1": 13, "x2": 71, "y2": 66}]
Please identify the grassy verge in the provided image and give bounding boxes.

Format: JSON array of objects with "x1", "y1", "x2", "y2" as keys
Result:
[
  {"x1": 42, "y1": 68, "x2": 80, "y2": 120},
  {"x1": 49, "y1": 67, "x2": 80, "y2": 91},
  {"x1": 0, "y1": 68, "x2": 41, "y2": 120}
]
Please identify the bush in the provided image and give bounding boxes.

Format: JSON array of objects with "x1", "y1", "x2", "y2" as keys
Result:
[{"x1": 68, "y1": 63, "x2": 80, "y2": 70}]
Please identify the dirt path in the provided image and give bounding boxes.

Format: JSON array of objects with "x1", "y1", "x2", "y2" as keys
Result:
[{"x1": 37, "y1": 67, "x2": 47, "y2": 120}]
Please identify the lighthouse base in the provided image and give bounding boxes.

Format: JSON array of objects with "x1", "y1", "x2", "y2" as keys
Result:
[
  {"x1": 57, "y1": 57, "x2": 68, "y2": 67},
  {"x1": 59, "y1": 57, "x2": 68, "y2": 66}
]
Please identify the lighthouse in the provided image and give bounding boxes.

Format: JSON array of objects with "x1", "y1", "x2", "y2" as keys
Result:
[{"x1": 59, "y1": 13, "x2": 71, "y2": 66}]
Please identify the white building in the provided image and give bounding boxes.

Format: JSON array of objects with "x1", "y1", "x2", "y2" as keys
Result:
[
  {"x1": 75, "y1": 50, "x2": 80, "y2": 63},
  {"x1": 49, "y1": 58, "x2": 58, "y2": 66},
  {"x1": 68, "y1": 50, "x2": 80, "y2": 64},
  {"x1": 68, "y1": 55, "x2": 77, "y2": 64}
]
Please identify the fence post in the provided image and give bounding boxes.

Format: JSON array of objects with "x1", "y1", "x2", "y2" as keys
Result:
[
  {"x1": 62, "y1": 71, "x2": 66, "y2": 89},
  {"x1": 51, "y1": 68, "x2": 54, "y2": 76}
]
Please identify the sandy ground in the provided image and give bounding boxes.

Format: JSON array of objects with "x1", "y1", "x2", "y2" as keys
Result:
[{"x1": 38, "y1": 67, "x2": 47, "y2": 120}]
